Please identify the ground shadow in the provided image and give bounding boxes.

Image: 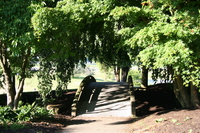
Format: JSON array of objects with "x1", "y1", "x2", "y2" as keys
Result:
[
  {"x1": 135, "y1": 83, "x2": 181, "y2": 116},
  {"x1": 107, "y1": 117, "x2": 140, "y2": 125},
  {"x1": 66, "y1": 119, "x2": 96, "y2": 125}
]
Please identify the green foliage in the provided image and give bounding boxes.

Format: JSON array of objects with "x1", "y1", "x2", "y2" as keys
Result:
[
  {"x1": 0, "y1": 0, "x2": 43, "y2": 108},
  {"x1": 31, "y1": 0, "x2": 145, "y2": 97},
  {"x1": 151, "y1": 67, "x2": 172, "y2": 83},
  {"x1": 156, "y1": 118, "x2": 165, "y2": 122},
  {"x1": 2, "y1": 0, "x2": 200, "y2": 108},
  {"x1": 111, "y1": 0, "x2": 200, "y2": 87},
  {"x1": 0, "y1": 106, "x2": 18, "y2": 124},
  {"x1": 128, "y1": 69, "x2": 141, "y2": 87},
  {"x1": 96, "y1": 63, "x2": 115, "y2": 81},
  {"x1": 0, "y1": 102, "x2": 53, "y2": 125},
  {"x1": 73, "y1": 65, "x2": 95, "y2": 77},
  {"x1": 32, "y1": 1, "x2": 88, "y2": 100},
  {"x1": 0, "y1": 0, "x2": 41, "y2": 67}
]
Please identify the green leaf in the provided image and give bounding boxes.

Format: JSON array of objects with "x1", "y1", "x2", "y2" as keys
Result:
[
  {"x1": 171, "y1": 119, "x2": 177, "y2": 123},
  {"x1": 156, "y1": 118, "x2": 165, "y2": 122}
]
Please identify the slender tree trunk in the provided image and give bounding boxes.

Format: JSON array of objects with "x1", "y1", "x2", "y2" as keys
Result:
[
  {"x1": 121, "y1": 67, "x2": 130, "y2": 82},
  {"x1": 14, "y1": 78, "x2": 25, "y2": 109},
  {"x1": 114, "y1": 66, "x2": 120, "y2": 82},
  {"x1": 14, "y1": 48, "x2": 30, "y2": 109},
  {"x1": 141, "y1": 66, "x2": 148, "y2": 88}
]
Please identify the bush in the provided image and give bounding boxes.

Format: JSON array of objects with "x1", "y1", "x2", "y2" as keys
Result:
[
  {"x1": 0, "y1": 101, "x2": 53, "y2": 125},
  {"x1": 0, "y1": 106, "x2": 18, "y2": 124}
]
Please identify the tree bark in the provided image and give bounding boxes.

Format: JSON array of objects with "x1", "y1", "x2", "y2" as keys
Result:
[
  {"x1": 114, "y1": 66, "x2": 120, "y2": 82},
  {"x1": 121, "y1": 67, "x2": 130, "y2": 82},
  {"x1": 173, "y1": 75, "x2": 191, "y2": 108},
  {"x1": 190, "y1": 82, "x2": 200, "y2": 108},
  {"x1": 14, "y1": 79, "x2": 25, "y2": 109},
  {"x1": 141, "y1": 66, "x2": 148, "y2": 88},
  {"x1": 0, "y1": 42, "x2": 30, "y2": 109},
  {"x1": 4, "y1": 73, "x2": 15, "y2": 108},
  {"x1": 169, "y1": 66, "x2": 200, "y2": 108},
  {"x1": 14, "y1": 48, "x2": 31, "y2": 109},
  {"x1": 0, "y1": 42, "x2": 15, "y2": 108},
  {"x1": 128, "y1": 76, "x2": 136, "y2": 117}
]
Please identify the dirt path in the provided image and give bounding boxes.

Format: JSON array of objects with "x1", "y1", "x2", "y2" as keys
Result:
[
  {"x1": 59, "y1": 109, "x2": 200, "y2": 133},
  {"x1": 60, "y1": 82, "x2": 133, "y2": 133},
  {"x1": 60, "y1": 117, "x2": 133, "y2": 133}
]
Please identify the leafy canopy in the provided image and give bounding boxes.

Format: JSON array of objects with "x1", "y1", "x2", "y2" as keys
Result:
[{"x1": 109, "y1": 0, "x2": 200, "y2": 86}]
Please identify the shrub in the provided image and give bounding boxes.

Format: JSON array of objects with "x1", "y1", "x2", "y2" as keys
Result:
[
  {"x1": 0, "y1": 101, "x2": 53, "y2": 125},
  {"x1": 0, "y1": 106, "x2": 17, "y2": 124}
]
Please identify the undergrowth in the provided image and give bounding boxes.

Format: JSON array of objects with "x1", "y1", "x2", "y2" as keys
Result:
[{"x1": 0, "y1": 101, "x2": 53, "y2": 130}]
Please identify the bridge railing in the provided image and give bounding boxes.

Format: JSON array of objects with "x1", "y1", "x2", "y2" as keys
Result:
[{"x1": 71, "y1": 75, "x2": 96, "y2": 117}]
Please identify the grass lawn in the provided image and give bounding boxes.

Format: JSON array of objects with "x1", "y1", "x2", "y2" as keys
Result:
[
  {"x1": 1, "y1": 64, "x2": 152, "y2": 94},
  {"x1": 0, "y1": 63, "x2": 115, "y2": 94},
  {"x1": 0, "y1": 76, "x2": 107, "y2": 94}
]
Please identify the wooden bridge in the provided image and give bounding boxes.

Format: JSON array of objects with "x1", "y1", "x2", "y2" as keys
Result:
[{"x1": 71, "y1": 75, "x2": 135, "y2": 117}]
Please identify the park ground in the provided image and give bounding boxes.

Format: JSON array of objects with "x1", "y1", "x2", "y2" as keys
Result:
[
  {"x1": 1, "y1": 105, "x2": 200, "y2": 133},
  {"x1": 1, "y1": 84, "x2": 200, "y2": 133}
]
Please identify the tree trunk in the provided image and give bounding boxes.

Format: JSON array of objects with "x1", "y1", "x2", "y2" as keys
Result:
[
  {"x1": 4, "y1": 74, "x2": 15, "y2": 108},
  {"x1": 190, "y1": 82, "x2": 200, "y2": 108},
  {"x1": 189, "y1": 67, "x2": 200, "y2": 108},
  {"x1": 13, "y1": 48, "x2": 30, "y2": 109},
  {"x1": 167, "y1": 66, "x2": 200, "y2": 108},
  {"x1": 128, "y1": 76, "x2": 136, "y2": 117},
  {"x1": 141, "y1": 66, "x2": 148, "y2": 88},
  {"x1": 0, "y1": 42, "x2": 30, "y2": 109},
  {"x1": 173, "y1": 75, "x2": 191, "y2": 108},
  {"x1": 114, "y1": 66, "x2": 120, "y2": 82},
  {"x1": 0, "y1": 42, "x2": 15, "y2": 108},
  {"x1": 14, "y1": 79, "x2": 25, "y2": 109},
  {"x1": 121, "y1": 67, "x2": 130, "y2": 82}
]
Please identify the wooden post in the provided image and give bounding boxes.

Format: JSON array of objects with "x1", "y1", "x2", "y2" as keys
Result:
[{"x1": 128, "y1": 76, "x2": 136, "y2": 117}]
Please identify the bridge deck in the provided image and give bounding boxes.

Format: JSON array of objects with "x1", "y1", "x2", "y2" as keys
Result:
[{"x1": 78, "y1": 82, "x2": 132, "y2": 117}]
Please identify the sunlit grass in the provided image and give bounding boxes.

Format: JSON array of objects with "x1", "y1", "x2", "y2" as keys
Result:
[
  {"x1": 0, "y1": 63, "x2": 113, "y2": 94},
  {"x1": 1, "y1": 64, "x2": 148, "y2": 94}
]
